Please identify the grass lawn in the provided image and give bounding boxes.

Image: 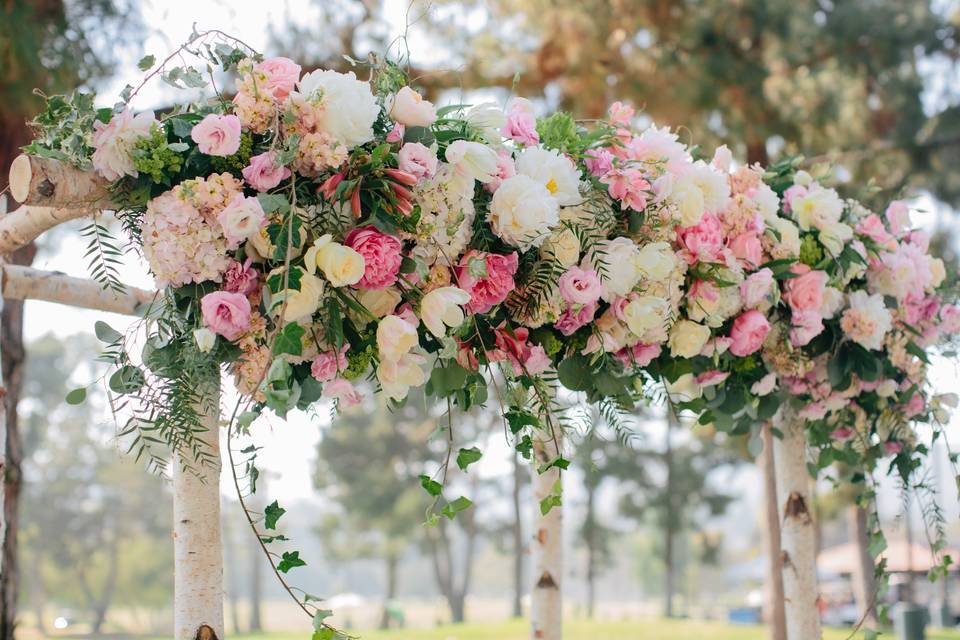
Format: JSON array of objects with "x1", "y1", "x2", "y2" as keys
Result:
[{"x1": 227, "y1": 618, "x2": 960, "y2": 640}]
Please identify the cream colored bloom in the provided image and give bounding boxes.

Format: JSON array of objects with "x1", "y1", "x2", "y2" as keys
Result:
[
  {"x1": 622, "y1": 295, "x2": 669, "y2": 337},
  {"x1": 377, "y1": 314, "x2": 419, "y2": 362},
  {"x1": 296, "y1": 69, "x2": 379, "y2": 148},
  {"x1": 930, "y1": 258, "x2": 946, "y2": 289},
  {"x1": 489, "y1": 174, "x2": 559, "y2": 250},
  {"x1": 540, "y1": 228, "x2": 581, "y2": 267},
  {"x1": 668, "y1": 320, "x2": 711, "y2": 358},
  {"x1": 793, "y1": 184, "x2": 844, "y2": 231},
  {"x1": 421, "y1": 286, "x2": 471, "y2": 338},
  {"x1": 193, "y1": 328, "x2": 216, "y2": 353},
  {"x1": 636, "y1": 242, "x2": 676, "y2": 282},
  {"x1": 665, "y1": 373, "x2": 703, "y2": 402},
  {"x1": 515, "y1": 146, "x2": 583, "y2": 206},
  {"x1": 357, "y1": 287, "x2": 401, "y2": 318},
  {"x1": 445, "y1": 140, "x2": 499, "y2": 184},
  {"x1": 377, "y1": 352, "x2": 427, "y2": 401},
  {"x1": 277, "y1": 272, "x2": 325, "y2": 322},
  {"x1": 818, "y1": 220, "x2": 853, "y2": 256},
  {"x1": 390, "y1": 86, "x2": 437, "y2": 127},
  {"x1": 588, "y1": 237, "x2": 642, "y2": 300},
  {"x1": 305, "y1": 234, "x2": 365, "y2": 287},
  {"x1": 669, "y1": 174, "x2": 706, "y2": 227}
]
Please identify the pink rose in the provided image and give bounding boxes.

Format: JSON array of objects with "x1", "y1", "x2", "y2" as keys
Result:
[
  {"x1": 678, "y1": 213, "x2": 725, "y2": 265},
  {"x1": 200, "y1": 291, "x2": 251, "y2": 341},
  {"x1": 729, "y1": 310, "x2": 770, "y2": 357},
  {"x1": 558, "y1": 267, "x2": 604, "y2": 306},
  {"x1": 255, "y1": 57, "x2": 301, "y2": 100},
  {"x1": 386, "y1": 123, "x2": 406, "y2": 143},
  {"x1": 242, "y1": 151, "x2": 292, "y2": 191},
  {"x1": 224, "y1": 259, "x2": 260, "y2": 297},
  {"x1": 191, "y1": 113, "x2": 242, "y2": 156},
  {"x1": 344, "y1": 226, "x2": 403, "y2": 290},
  {"x1": 397, "y1": 142, "x2": 438, "y2": 180},
  {"x1": 456, "y1": 250, "x2": 519, "y2": 314},
  {"x1": 484, "y1": 150, "x2": 517, "y2": 193},
  {"x1": 554, "y1": 302, "x2": 597, "y2": 336},
  {"x1": 740, "y1": 268, "x2": 775, "y2": 309},
  {"x1": 524, "y1": 345, "x2": 552, "y2": 375},
  {"x1": 751, "y1": 372, "x2": 778, "y2": 396},
  {"x1": 885, "y1": 200, "x2": 910, "y2": 235},
  {"x1": 311, "y1": 344, "x2": 350, "y2": 382},
  {"x1": 789, "y1": 309, "x2": 824, "y2": 347},
  {"x1": 855, "y1": 214, "x2": 893, "y2": 246},
  {"x1": 217, "y1": 194, "x2": 266, "y2": 249},
  {"x1": 625, "y1": 343, "x2": 661, "y2": 367},
  {"x1": 502, "y1": 98, "x2": 539, "y2": 146},
  {"x1": 884, "y1": 441, "x2": 903, "y2": 455},
  {"x1": 323, "y1": 378, "x2": 363, "y2": 407},
  {"x1": 782, "y1": 264, "x2": 827, "y2": 312},
  {"x1": 728, "y1": 233, "x2": 763, "y2": 268}
]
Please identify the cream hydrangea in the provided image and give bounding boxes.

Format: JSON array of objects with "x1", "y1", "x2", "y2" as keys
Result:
[
  {"x1": 409, "y1": 163, "x2": 476, "y2": 266},
  {"x1": 489, "y1": 174, "x2": 560, "y2": 250}
]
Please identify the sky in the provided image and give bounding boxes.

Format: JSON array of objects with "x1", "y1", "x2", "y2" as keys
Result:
[{"x1": 18, "y1": 0, "x2": 960, "y2": 547}]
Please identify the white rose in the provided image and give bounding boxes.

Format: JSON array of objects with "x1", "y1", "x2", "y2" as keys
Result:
[
  {"x1": 488, "y1": 174, "x2": 559, "y2": 250},
  {"x1": 622, "y1": 295, "x2": 669, "y2": 337},
  {"x1": 668, "y1": 320, "x2": 711, "y2": 358},
  {"x1": 390, "y1": 86, "x2": 437, "y2": 127},
  {"x1": 792, "y1": 184, "x2": 844, "y2": 231},
  {"x1": 421, "y1": 286, "x2": 471, "y2": 338},
  {"x1": 818, "y1": 220, "x2": 853, "y2": 256},
  {"x1": 466, "y1": 103, "x2": 506, "y2": 143},
  {"x1": 377, "y1": 352, "x2": 427, "y2": 401},
  {"x1": 276, "y1": 272, "x2": 325, "y2": 323},
  {"x1": 376, "y1": 314, "x2": 419, "y2": 362},
  {"x1": 588, "y1": 237, "x2": 642, "y2": 300},
  {"x1": 636, "y1": 242, "x2": 676, "y2": 282},
  {"x1": 357, "y1": 287, "x2": 401, "y2": 319},
  {"x1": 218, "y1": 195, "x2": 266, "y2": 248},
  {"x1": 445, "y1": 140, "x2": 499, "y2": 184},
  {"x1": 670, "y1": 174, "x2": 706, "y2": 227},
  {"x1": 515, "y1": 146, "x2": 583, "y2": 206},
  {"x1": 297, "y1": 69, "x2": 379, "y2": 148},
  {"x1": 193, "y1": 328, "x2": 216, "y2": 353},
  {"x1": 540, "y1": 228, "x2": 581, "y2": 267},
  {"x1": 820, "y1": 286, "x2": 845, "y2": 319},
  {"x1": 305, "y1": 234, "x2": 365, "y2": 287}
]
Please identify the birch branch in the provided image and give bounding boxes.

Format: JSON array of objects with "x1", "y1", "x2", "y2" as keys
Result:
[
  {"x1": 1, "y1": 265, "x2": 156, "y2": 316},
  {"x1": 0, "y1": 205, "x2": 95, "y2": 255},
  {"x1": 9, "y1": 154, "x2": 115, "y2": 208}
]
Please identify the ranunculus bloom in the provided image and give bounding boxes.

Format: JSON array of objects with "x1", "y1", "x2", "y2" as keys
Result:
[
  {"x1": 390, "y1": 86, "x2": 437, "y2": 127},
  {"x1": 397, "y1": 142, "x2": 438, "y2": 180},
  {"x1": 558, "y1": 267, "x2": 604, "y2": 306},
  {"x1": 255, "y1": 57, "x2": 301, "y2": 100},
  {"x1": 200, "y1": 290, "x2": 251, "y2": 341},
  {"x1": 782, "y1": 264, "x2": 827, "y2": 312},
  {"x1": 502, "y1": 97, "x2": 539, "y2": 146},
  {"x1": 223, "y1": 259, "x2": 260, "y2": 297},
  {"x1": 456, "y1": 250, "x2": 519, "y2": 314},
  {"x1": 191, "y1": 113, "x2": 242, "y2": 156},
  {"x1": 218, "y1": 194, "x2": 266, "y2": 248},
  {"x1": 421, "y1": 286, "x2": 471, "y2": 338},
  {"x1": 728, "y1": 309, "x2": 770, "y2": 357},
  {"x1": 242, "y1": 151, "x2": 291, "y2": 191},
  {"x1": 311, "y1": 344, "x2": 350, "y2": 382},
  {"x1": 344, "y1": 225, "x2": 403, "y2": 290}
]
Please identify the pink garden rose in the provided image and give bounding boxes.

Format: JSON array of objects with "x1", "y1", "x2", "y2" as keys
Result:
[
  {"x1": 502, "y1": 98, "x2": 539, "y2": 146},
  {"x1": 728, "y1": 232, "x2": 763, "y2": 268},
  {"x1": 740, "y1": 268, "x2": 775, "y2": 309},
  {"x1": 885, "y1": 200, "x2": 911, "y2": 235},
  {"x1": 255, "y1": 57, "x2": 301, "y2": 100},
  {"x1": 558, "y1": 267, "x2": 604, "y2": 306},
  {"x1": 397, "y1": 142, "x2": 438, "y2": 180},
  {"x1": 678, "y1": 213, "x2": 725, "y2": 265},
  {"x1": 200, "y1": 290, "x2": 251, "y2": 341},
  {"x1": 223, "y1": 259, "x2": 260, "y2": 297},
  {"x1": 782, "y1": 264, "x2": 827, "y2": 312},
  {"x1": 456, "y1": 250, "x2": 519, "y2": 314},
  {"x1": 323, "y1": 377, "x2": 363, "y2": 407},
  {"x1": 856, "y1": 214, "x2": 893, "y2": 247},
  {"x1": 615, "y1": 343, "x2": 661, "y2": 368},
  {"x1": 386, "y1": 123, "x2": 405, "y2": 143},
  {"x1": 344, "y1": 226, "x2": 403, "y2": 290},
  {"x1": 311, "y1": 344, "x2": 350, "y2": 382},
  {"x1": 728, "y1": 309, "x2": 770, "y2": 356},
  {"x1": 192, "y1": 114, "x2": 242, "y2": 156},
  {"x1": 217, "y1": 194, "x2": 266, "y2": 248},
  {"x1": 789, "y1": 309, "x2": 824, "y2": 347},
  {"x1": 554, "y1": 302, "x2": 597, "y2": 336},
  {"x1": 242, "y1": 151, "x2": 291, "y2": 191}
]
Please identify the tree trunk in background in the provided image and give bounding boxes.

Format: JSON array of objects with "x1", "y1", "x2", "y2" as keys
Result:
[
  {"x1": 379, "y1": 554, "x2": 399, "y2": 629},
  {"x1": 530, "y1": 433, "x2": 562, "y2": 640},
  {"x1": 248, "y1": 479, "x2": 265, "y2": 633},
  {"x1": 585, "y1": 479, "x2": 596, "y2": 619},
  {"x1": 761, "y1": 422, "x2": 787, "y2": 640},
  {"x1": 512, "y1": 451, "x2": 524, "y2": 619},
  {"x1": 773, "y1": 407, "x2": 821, "y2": 640},
  {"x1": 848, "y1": 505, "x2": 877, "y2": 630},
  {"x1": 663, "y1": 413, "x2": 676, "y2": 619},
  {"x1": 222, "y1": 516, "x2": 243, "y2": 635},
  {"x1": 173, "y1": 384, "x2": 224, "y2": 640}
]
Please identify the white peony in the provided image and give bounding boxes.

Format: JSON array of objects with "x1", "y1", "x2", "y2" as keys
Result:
[
  {"x1": 91, "y1": 108, "x2": 157, "y2": 181},
  {"x1": 636, "y1": 242, "x2": 676, "y2": 282},
  {"x1": 588, "y1": 237, "x2": 642, "y2": 301},
  {"x1": 686, "y1": 160, "x2": 730, "y2": 214},
  {"x1": 515, "y1": 146, "x2": 583, "y2": 206},
  {"x1": 420, "y1": 286, "x2": 471, "y2": 338},
  {"x1": 297, "y1": 70, "x2": 379, "y2": 148},
  {"x1": 488, "y1": 174, "x2": 559, "y2": 250},
  {"x1": 445, "y1": 140, "x2": 499, "y2": 184},
  {"x1": 668, "y1": 173, "x2": 707, "y2": 227},
  {"x1": 753, "y1": 182, "x2": 781, "y2": 222}
]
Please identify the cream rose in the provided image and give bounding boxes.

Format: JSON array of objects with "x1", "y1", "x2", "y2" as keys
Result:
[
  {"x1": 296, "y1": 69, "x2": 379, "y2": 148},
  {"x1": 276, "y1": 272, "x2": 325, "y2": 322},
  {"x1": 421, "y1": 286, "x2": 471, "y2": 338},
  {"x1": 305, "y1": 234, "x2": 365, "y2": 287},
  {"x1": 357, "y1": 287, "x2": 402, "y2": 319},
  {"x1": 622, "y1": 295, "x2": 669, "y2": 337},
  {"x1": 636, "y1": 242, "x2": 676, "y2": 282},
  {"x1": 489, "y1": 174, "x2": 560, "y2": 250},
  {"x1": 540, "y1": 228, "x2": 581, "y2": 267},
  {"x1": 588, "y1": 237, "x2": 642, "y2": 301},
  {"x1": 377, "y1": 352, "x2": 427, "y2": 401},
  {"x1": 376, "y1": 314, "x2": 419, "y2": 362},
  {"x1": 668, "y1": 320, "x2": 711, "y2": 358},
  {"x1": 390, "y1": 86, "x2": 437, "y2": 127}
]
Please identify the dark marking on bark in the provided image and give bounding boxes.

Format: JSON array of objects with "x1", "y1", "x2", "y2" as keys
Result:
[
  {"x1": 536, "y1": 571, "x2": 558, "y2": 590},
  {"x1": 783, "y1": 491, "x2": 812, "y2": 525},
  {"x1": 37, "y1": 179, "x2": 55, "y2": 198},
  {"x1": 194, "y1": 624, "x2": 218, "y2": 640}
]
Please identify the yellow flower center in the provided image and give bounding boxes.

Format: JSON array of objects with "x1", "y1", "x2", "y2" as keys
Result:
[{"x1": 545, "y1": 178, "x2": 559, "y2": 194}]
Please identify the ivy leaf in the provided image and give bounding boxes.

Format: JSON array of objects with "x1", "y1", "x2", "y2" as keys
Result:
[
  {"x1": 418, "y1": 474, "x2": 442, "y2": 496},
  {"x1": 441, "y1": 496, "x2": 473, "y2": 520},
  {"x1": 277, "y1": 550, "x2": 306, "y2": 573},
  {"x1": 537, "y1": 456, "x2": 570, "y2": 474},
  {"x1": 65, "y1": 388, "x2": 87, "y2": 405},
  {"x1": 137, "y1": 54, "x2": 156, "y2": 71},
  {"x1": 273, "y1": 323, "x2": 305, "y2": 356},
  {"x1": 456, "y1": 447, "x2": 483, "y2": 472},
  {"x1": 264, "y1": 500, "x2": 286, "y2": 530}
]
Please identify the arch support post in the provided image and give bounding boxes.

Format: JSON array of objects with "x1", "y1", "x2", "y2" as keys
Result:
[{"x1": 530, "y1": 432, "x2": 562, "y2": 640}]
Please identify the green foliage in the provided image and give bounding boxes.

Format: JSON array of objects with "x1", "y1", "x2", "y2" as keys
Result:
[
  {"x1": 264, "y1": 500, "x2": 286, "y2": 530},
  {"x1": 536, "y1": 112, "x2": 579, "y2": 153},
  {"x1": 277, "y1": 550, "x2": 307, "y2": 573},
  {"x1": 210, "y1": 130, "x2": 254, "y2": 174},
  {"x1": 799, "y1": 233, "x2": 824, "y2": 266},
  {"x1": 21, "y1": 91, "x2": 109, "y2": 168},
  {"x1": 132, "y1": 125, "x2": 186, "y2": 183}
]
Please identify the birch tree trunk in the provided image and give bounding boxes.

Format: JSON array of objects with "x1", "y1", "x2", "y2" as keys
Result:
[
  {"x1": 848, "y1": 505, "x2": 877, "y2": 630},
  {"x1": 773, "y1": 406, "x2": 821, "y2": 640},
  {"x1": 761, "y1": 422, "x2": 787, "y2": 640},
  {"x1": 530, "y1": 432, "x2": 562, "y2": 640},
  {"x1": 173, "y1": 382, "x2": 224, "y2": 640}
]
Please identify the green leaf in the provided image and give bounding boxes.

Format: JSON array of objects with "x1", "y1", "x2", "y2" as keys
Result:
[
  {"x1": 108, "y1": 365, "x2": 145, "y2": 394},
  {"x1": 137, "y1": 54, "x2": 156, "y2": 71},
  {"x1": 264, "y1": 500, "x2": 286, "y2": 530},
  {"x1": 441, "y1": 496, "x2": 473, "y2": 520},
  {"x1": 539, "y1": 493, "x2": 562, "y2": 515},
  {"x1": 419, "y1": 474, "x2": 442, "y2": 496},
  {"x1": 456, "y1": 447, "x2": 483, "y2": 472},
  {"x1": 313, "y1": 609, "x2": 334, "y2": 631},
  {"x1": 429, "y1": 362, "x2": 469, "y2": 397},
  {"x1": 277, "y1": 550, "x2": 306, "y2": 573},
  {"x1": 257, "y1": 193, "x2": 289, "y2": 214},
  {"x1": 272, "y1": 323, "x2": 305, "y2": 356},
  {"x1": 557, "y1": 355, "x2": 593, "y2": 392},
  {"x1": 94, "y1": 320, "x2": 123, "y2": 343},
  {"x1": 65, "y1": 387, "x2": 87, "y2": 405}
]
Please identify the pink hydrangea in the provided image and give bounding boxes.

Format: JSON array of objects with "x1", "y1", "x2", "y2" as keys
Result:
[
  {"x1": 191, "y1": 114, "x2": 242, "y2": 156},
  {"x1": 311, "y1": 344, "x2": 350, "y2": 382},
  {"x1": 242, "y1": 151, "x2": 291, "y2": 191},
  {"x1": 456, "y1": 250, "x2": 519, "y2": 314},
  {"x1": 344, "y1": 226, "x2": 403, "y2": 290},
  {"x1": 729, "y1": 309, "x2": 770, "y2": 357},
  {"x1": 254, "y1": 57, "x2": 301, "y2": 100},
  {"x1": 558, "y1": 267, "x2": 604, "y2": 306},
  {"x1": 200, "y1": 291, "x2": 252, "y2": 341}
]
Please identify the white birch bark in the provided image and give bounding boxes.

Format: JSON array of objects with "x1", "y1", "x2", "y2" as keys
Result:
[
  {"x1": 1, "y1": 265, "x2": 156, "y2": 315},
  {"x1": 173, "y1": 384, "x2": 224, "y2": 640},
  {"x1": 761, "y1": 422, "x2": 787, "y2": 640},
  {"x1": 8, "y1": 154, "x2": 114, "y2": 208},
  {"x1": 0, "y1": 205, "x2": 94, "y2": 255},
  {"x1": 773, "y1": 406, "x2": 821, "y2": 640},
  {"x1": 530, "y1": 431, "x2": 562, "y2": 640}
]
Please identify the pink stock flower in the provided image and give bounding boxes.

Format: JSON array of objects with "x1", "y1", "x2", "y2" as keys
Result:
[
  {"x1": 601, "y1": 167, "x2": 651, "y2": 212},
  {"x1": 782, "y1": 264, "x2": 827, "y2": 312},
  {"x1": 456, "y1": 250, "x2": 519, "y2": 314},
  {"x1": 502, "y1": 98, "x2": 539, "y2": 146},
  {"x1": 200, "y1": 291, "x2": 252, "y2": 341},
  {"x1": 311, "y1": 344, "x2": 350, "y2": 382},
  {"x1": 584, "y1": 148, "x2": 614, "y2": 177},
  {"x1": 397, "y1": 142, "x2": 438, "y2": 180},
  {"x1": 223, "y1": 259, "x2": 260, "y2": 297},
  {"x1": 323, "y1": 378, "x2": 363, "y2": 407},
  {"x1": 728, "y1": 309, "x2": 770, "y2": 357},
  {"x1": 242, "y1": 151, "x2": 291, "y2": 191},
  {"x1": 554, "y1": 302, "x2": 598, "y2": 336},
  {"x1": 191, "y1": 113, "x2": 242, "y2": 156},
  {"x1": 344, "y1": 226, "x2": 403, "y2": 290},
  {"x1": 255, "y1": 57, "x2": 301, "y2": 100},
  {"x1": 558, "y1": 267, "x2": 604, "y2": 306},
  {"x1": 678, "y1": 213, "x2": 725, "y2": 265},
  {"x1": 740, "y1": 268, "x2": 775, "y2": 308},
  {"x1": 790, "y1": 309, "x2": 824, "y2": 347}
]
